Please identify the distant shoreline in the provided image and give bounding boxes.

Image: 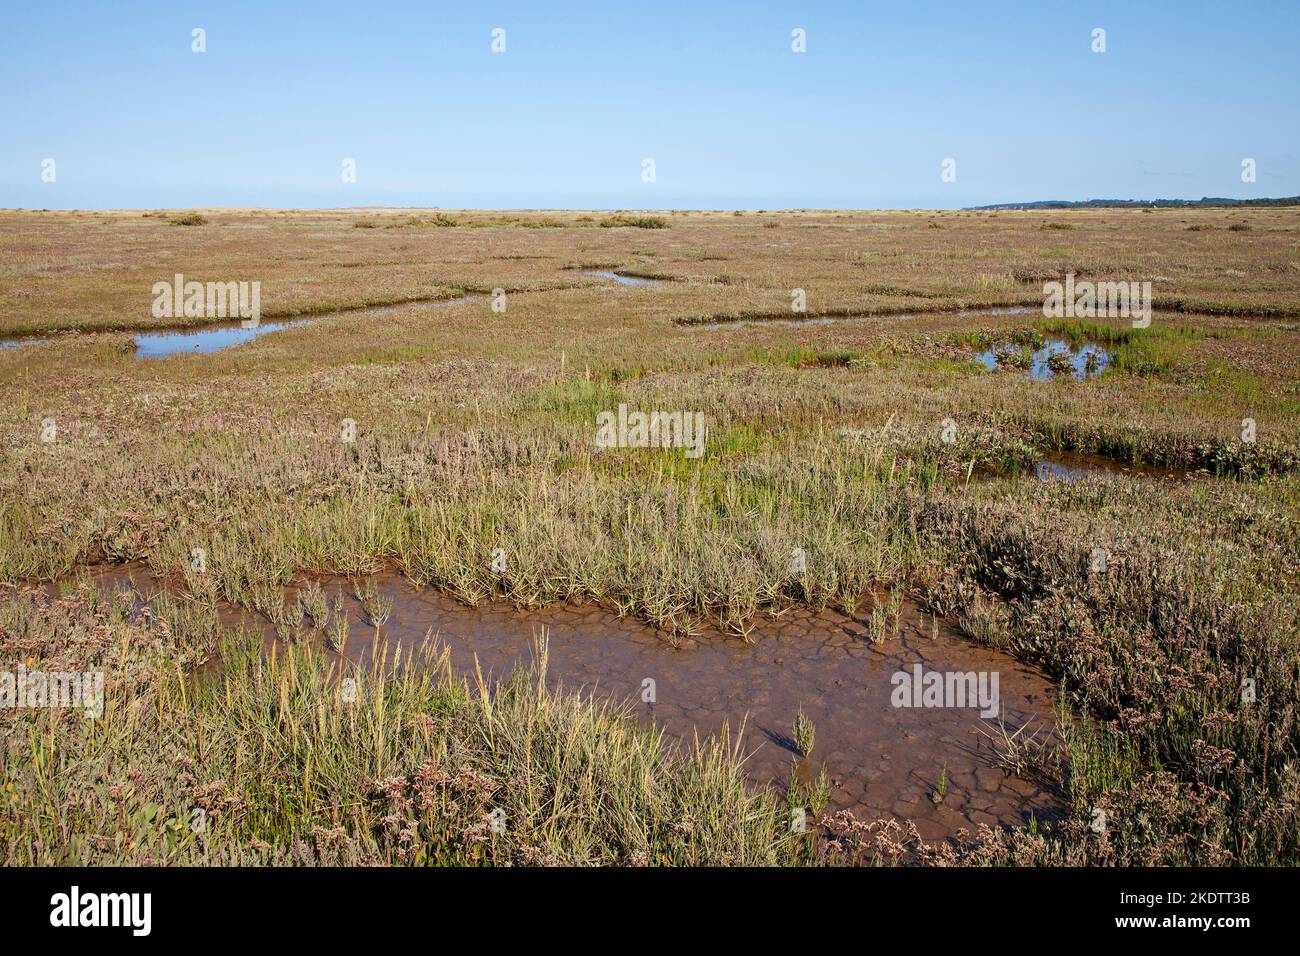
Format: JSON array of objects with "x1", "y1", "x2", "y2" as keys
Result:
[
  {"x1": 3, "y1": 200, "x2": 1299, "y2": 214},
  {"x1": 967, "y1": 196, "x2": 1300, "y2": 210}
]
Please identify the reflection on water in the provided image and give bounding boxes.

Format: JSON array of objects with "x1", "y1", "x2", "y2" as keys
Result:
[
  {"x1": 1037, "y1": 459, "x2": 1096, "y2": 481},
  {"x1": 583, "y1": 270, "x2": 660, "y2": 286},
  {"x1": 133, "y1": 320, "x2": 309, "y2": 358},
  {"x1": 8, "y1": 293, "x2": 484, "y2": 360},
  {"x1": 977, "y1": 338, "x2": 1110, "y2": 380},
  {"x1": 1033, "y1": 450, "x2": 1195, "y2": 482}
]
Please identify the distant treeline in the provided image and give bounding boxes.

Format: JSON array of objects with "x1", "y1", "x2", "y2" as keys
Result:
[{"x1": 968, "y1": 196, "x2": 1300, "y2": 210}]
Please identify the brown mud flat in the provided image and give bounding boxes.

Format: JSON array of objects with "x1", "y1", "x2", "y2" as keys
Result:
[{"x1": 70, "y1": 565, "x2": 1065, "y2": 844}]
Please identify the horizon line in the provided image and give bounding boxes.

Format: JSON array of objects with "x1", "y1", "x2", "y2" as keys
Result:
[{"x1": 5, "y1": 196, "x2": 1299, "y2": 214}]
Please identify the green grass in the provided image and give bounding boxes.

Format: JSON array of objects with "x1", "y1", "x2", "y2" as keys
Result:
[
  {"x1": 598, "y1": 215, "x2": 669, "y2": 229},
  {"x1": 531, "y1": 378, "x2": 623, "y2": 420},
  {"x1": 757, "y1": 346, "x2": 863, "y2": 368},
  {"x1": 0, "y1": 585, "x2": 806, "y2": 865},
  {"x1": 1036, "y1": 318, "x2": 1201, "y2": 375}
]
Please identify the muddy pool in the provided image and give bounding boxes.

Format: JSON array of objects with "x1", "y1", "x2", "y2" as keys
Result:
[
  {"x1": 976, "y1": 338, "x2": 1111, "y2": 380},
  {"x1": 69, "y1": 565, "x2": 1066, "y2": 843}
]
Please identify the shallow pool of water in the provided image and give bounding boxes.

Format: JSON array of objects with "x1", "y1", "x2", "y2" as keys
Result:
[
  {"x1": 977, "y1": 338, "x2": 1110, "y2": 380},
  {"x1": 583, "y1": 270, "x2": 660, "y2": 286},
  {"x1": 132, "y1": 296, "x2": 486, "y2": 358},
  {"x1": 75, "y1": 566, "x2": 1064, "y2": 842},
  {"x1": 3, "y1": 293, "x2": 486, "y2": 360},
  {"x1": 132, "y1": 320, "x2": 309, "y2": 357},
  {"x1": 1034, "y1": 450, "x2": 1197, "y2": 482},
  {"x1": 1, "y1": 335, "x2": 48, "y2": 350}
]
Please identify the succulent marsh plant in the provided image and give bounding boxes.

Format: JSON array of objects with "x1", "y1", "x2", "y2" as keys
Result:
[
  {"x1": 327, "y1": 593, "x2": 350, "y2": 652},
  {"x1": 354, "y1": 578, "x2": 393, "y2": 627},
  {"x1": 793, "y1": 706, "x2": 816, "y2": 758}
]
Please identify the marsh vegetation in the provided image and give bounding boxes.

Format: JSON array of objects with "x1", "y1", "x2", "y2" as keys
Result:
[{"x1": 1, "y1": 207, "x2": 1297, "y2": 865}]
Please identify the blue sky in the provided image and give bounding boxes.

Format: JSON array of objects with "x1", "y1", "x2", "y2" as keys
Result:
[{"x1": 2, "y1": 1, "x2": 1297, "y2": 209}]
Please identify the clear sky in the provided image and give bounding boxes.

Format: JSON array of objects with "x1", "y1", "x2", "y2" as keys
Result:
[{"x1": 2, "y1": 0, "x2": 1297, "y2": 210}]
